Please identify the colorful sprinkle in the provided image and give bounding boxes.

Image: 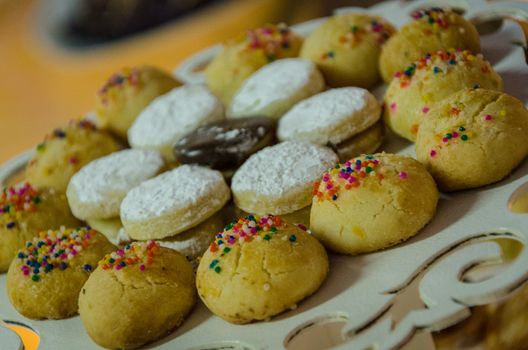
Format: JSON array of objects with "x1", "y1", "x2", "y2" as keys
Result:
[
  {"x1": 399, "y1": 171, "x2": 408, "y2": 179},
  {"x1": 484, "y1": 114, "x2": 493, "y2": 121},
  {"x1": 208, "y1": 215, "x2": 295, "y2": 273},
  {"x1": 338, "y1": 19, "x2": 394, "y2": 46},
  {"x1": 320, "y1": 50, "x2": 335, "y2": 60},
  {"x1": 314, "y1": 155, "x2": 393, "y2": 201},
  {"x1": 16, "y1": 227, "x2": 95, "y2": 282},
  {"x1": 1, "y1": 183, "x2": 42, "y2": 230},
  {"x1": 394, "y1": 50, "x2": 485, "y2": 89},
  {"x1": 410, "y1": 8, "x2": 450, "y2": 31},
  {"x1": 430, "y1": 150, "x2": 437, "y2": 158},
  {"x1": 422, "y1": 107, "x2": 430, "y2": 114},
  {"x1": 98, "y1": 68, "x2": 141, "y2": 105},
  {"x1": 245, "y1": 23, "x2": 297, "y2": 61},
  {"x1": 99, "y1": 241, "x2": 159, "y2": 271}
]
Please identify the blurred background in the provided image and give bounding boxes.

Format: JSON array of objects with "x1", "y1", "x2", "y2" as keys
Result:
[{"x1": 0, "y1": 0, "x2": 388, "y2": 163}]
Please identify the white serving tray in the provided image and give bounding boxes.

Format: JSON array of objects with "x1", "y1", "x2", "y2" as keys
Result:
[{"x1": 1, "y1": 1, "x2": 528, "y2": 349}]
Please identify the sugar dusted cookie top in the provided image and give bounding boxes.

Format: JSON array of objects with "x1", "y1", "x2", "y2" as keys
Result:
[
  {"x1": 67, "y1": 149, "x2": 164, "y2": 220},
  {"x1": 231, "y1": 141, "x2": 338, "y2": 215},
  {"x1": 278, "y1": 87, "x2": 380, "y2": 145},
  {"x1": 128, "y1": 84, "x2": 224, "y2": 160},
  {"x1": 229, "y1": 58, "x2": 324, "y2": 120}
]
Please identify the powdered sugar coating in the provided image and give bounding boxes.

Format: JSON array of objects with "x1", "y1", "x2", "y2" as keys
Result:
[
  {"x1": 232, "y1": 141, "x2": 338, "y2": 203},
  {"x1": 278, "y1": 87, "x2": 381, "y2": 144},
  {"x1": 121, "y1": 165, "x2": 230, "y2": 222},
  {"x1": 229, "y1": 58, "x2": 324, "y2": 119},
  {"x1": 128, "y1": 84, "x2": 224, "y2": 150},
  {"x1": 67, "y1": 149, "x2": 164, "y2": 219}
]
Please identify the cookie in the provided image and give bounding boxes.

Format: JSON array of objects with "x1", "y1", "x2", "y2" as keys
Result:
[
  {"x1": 278, "y1": 87, "x2": 382, "y2": 161},
  {"x1": 380, "y1": 8, "x2": 481, "y2": 83},
  {"x1": 383, "y1": 50, "x2": 503, "y2": 141},
  {"x1": 85, "y1": 217, "x2": 130, "y2": 246},
  {"x1": 300, "y1": 13, "x2": 395, "y2": 88},
  {"x1": 67, "y1": 149, "x2": 164, "y2": 220},
  {"x1": 95, "y1": 66, "x2": 180, "y2": 139},
  {"x1": 6, "y1": 227, "x2": 115, "y2": 319},
  {"x1": 25, "y1": 119, "x2": 121, "y2": 192},
  {"x1": 121, "y1": 165, "x2": 230, "y2": 240},
  {"x1": 231, "y1": 141, "x2": 339, "y2": 216},
  {"x1": 205, "y1": 23, "x2": 303, "y2": 105},
  {"x1": 79, "y1": 242, "x2": 195, "y2": 349},
  {"x1": 416, "y1": 89, "x2": 528, "y2": 191},
  {"x1": 173, "y1": 116, "x2": 276, "y2": 172},
  {"x1": 157, "y1": 211, "x2": 224, "y2": 261},
  {"x1": 228, "y1": 58, "x2": 324, "y2": 120},
  {"x1": 197, "y1": 215, "x2": 328, "y2": 324},
  {"x1": 0, "y1": 183, "x2": 80, "y2": 272},
  {"x1": 311, "y1": 153, "x2": 438, "y2": 254},
  {"x1": 128, "y1": 84, "x2": 224, "y2": 161}
]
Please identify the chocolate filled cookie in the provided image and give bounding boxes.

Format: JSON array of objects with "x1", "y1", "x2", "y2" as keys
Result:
[{"x1": 174, "y1": 117, "x2": 276, "y2": 171}]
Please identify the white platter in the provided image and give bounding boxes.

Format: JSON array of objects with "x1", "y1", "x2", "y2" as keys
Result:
[{"x1": 1, "y1": 1, "x2": 528, "y2": 349}]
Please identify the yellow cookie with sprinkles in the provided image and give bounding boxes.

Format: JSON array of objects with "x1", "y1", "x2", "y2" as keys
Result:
[
  {"x1": 205, "y1": 23, "x2": 303, "y2": 105},
  {"x1": 79, "y1": 241, "x2": 195, "y2": 349},
  {"x1": 416, "y1": 89, "x2": 528, "y2": 191},
  {"x1": 25, "y1": 119, "x2": 121, "y2": 192},
  {"x1": 197, "y1": 215, "x2": 328, "y2": 324},
  {"x1": 0, "y1": 183, "x2": 81, "y2": 272},
  {"x1": 379, "y1": 7, "x2": 481, "y2": 83},
  {"x1": 300, "y1": 13, "x2": 395, "y2": 88},
  {"x1": 310, "y1": 153, "x2": 438, "y2": 254},
  {"x1": 6, "y1": 227, "x2": 115, "y2": 319},
  {"x1": 383, "y1": 49, "x2": 503, "y2": 142},
  {"x1": 95, "y1": 65, "x2": 180, "y2": 140}
]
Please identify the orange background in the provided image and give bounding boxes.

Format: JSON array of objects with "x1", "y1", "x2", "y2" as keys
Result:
[{"x1": 0, "y1": 0, "x2": 328, "y2": 163}]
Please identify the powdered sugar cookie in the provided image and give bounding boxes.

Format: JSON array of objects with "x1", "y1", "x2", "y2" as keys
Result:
[
  {"x1": 67, "y1": 149, "x2": 164, "y2": 220},
  {"x1": 121, "y1": 165, "x2": 230, "y2": 240},
  {"x1": 278, "y1": 87, "x2": 382, "y2": 160},
  {"x1": 231, "y1": 141, "x2": 338, "y2": 216},
  {"x1": 128, "y1": 84, "x2": 224, "y2": 161},
  {"x1": 228, "y1": 58, "x2": 324, "y2": 120}
]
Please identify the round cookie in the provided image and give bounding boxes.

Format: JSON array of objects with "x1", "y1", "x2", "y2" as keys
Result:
[
  {"x1": 197, "y1": 215, "x2": 328, "y2": 324},
  {"x1": 128, "y1": 84, "x2": 224, "y2": 161},
  {"x1": 206, "y1": 23, "x2": 303, "y2": 105},
  {"x1": 383, "y1": 50, "x2": 503, "y2": 141},
  {"x1": 67, "y1": 149, "x2": 164, "y2": 220},
  {"x1": 311, "y1": 153, "x2": 438, "y2": 254},
  {"x1": 157, "y1": 211, "x2": 225, "y2": 261},
  {"x1": 380, "y1": 8, "x2": 481, "y2": 83},
  {"x1": 86, "y1": 217, "x2": 130, "y2": 246},
  {"x1": 231, "y1": 141, "x2": 339, "y2": 216},
  {"x1": 6, "y1": 227, "x2": 115, "y2": 319},
  {"x1": 228, "y1": 58, "x2": 324, "y2": 120},
  {"x1": 25, "y1": 119, "x2": 121, "y2": 192},
  {"x1": 121, "y1": 165, "x2": 230, "y2": 240},
  {"x1": 416, "y1": 89, "x2": 528, "y2": 191},
  {"x1": 300, "y1": 13, "x2": 395, "y2": 88},
  {"x1": 0, "y1": 183, "x2": 81, "y2": 272},
  {"x1": 173, "y1": 116, "x2": 276, "y2": 173},
  {"x1": 79, "y1": 241, "x2": 195, "y2": 349},
  {"x1": 278, "y1": 87, "x2": 382, "y2": 161},
  {"x1": 334, "y1": 121, "x2": 385, "y2": 162},
  {"x1": 95, "y1": 66, "x2": 180, "y2": 139}
]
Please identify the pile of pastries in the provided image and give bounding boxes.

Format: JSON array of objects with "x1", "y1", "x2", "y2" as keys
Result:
[{"x1": 2, "y1": 8, "x2": 528, "y2": 349}]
